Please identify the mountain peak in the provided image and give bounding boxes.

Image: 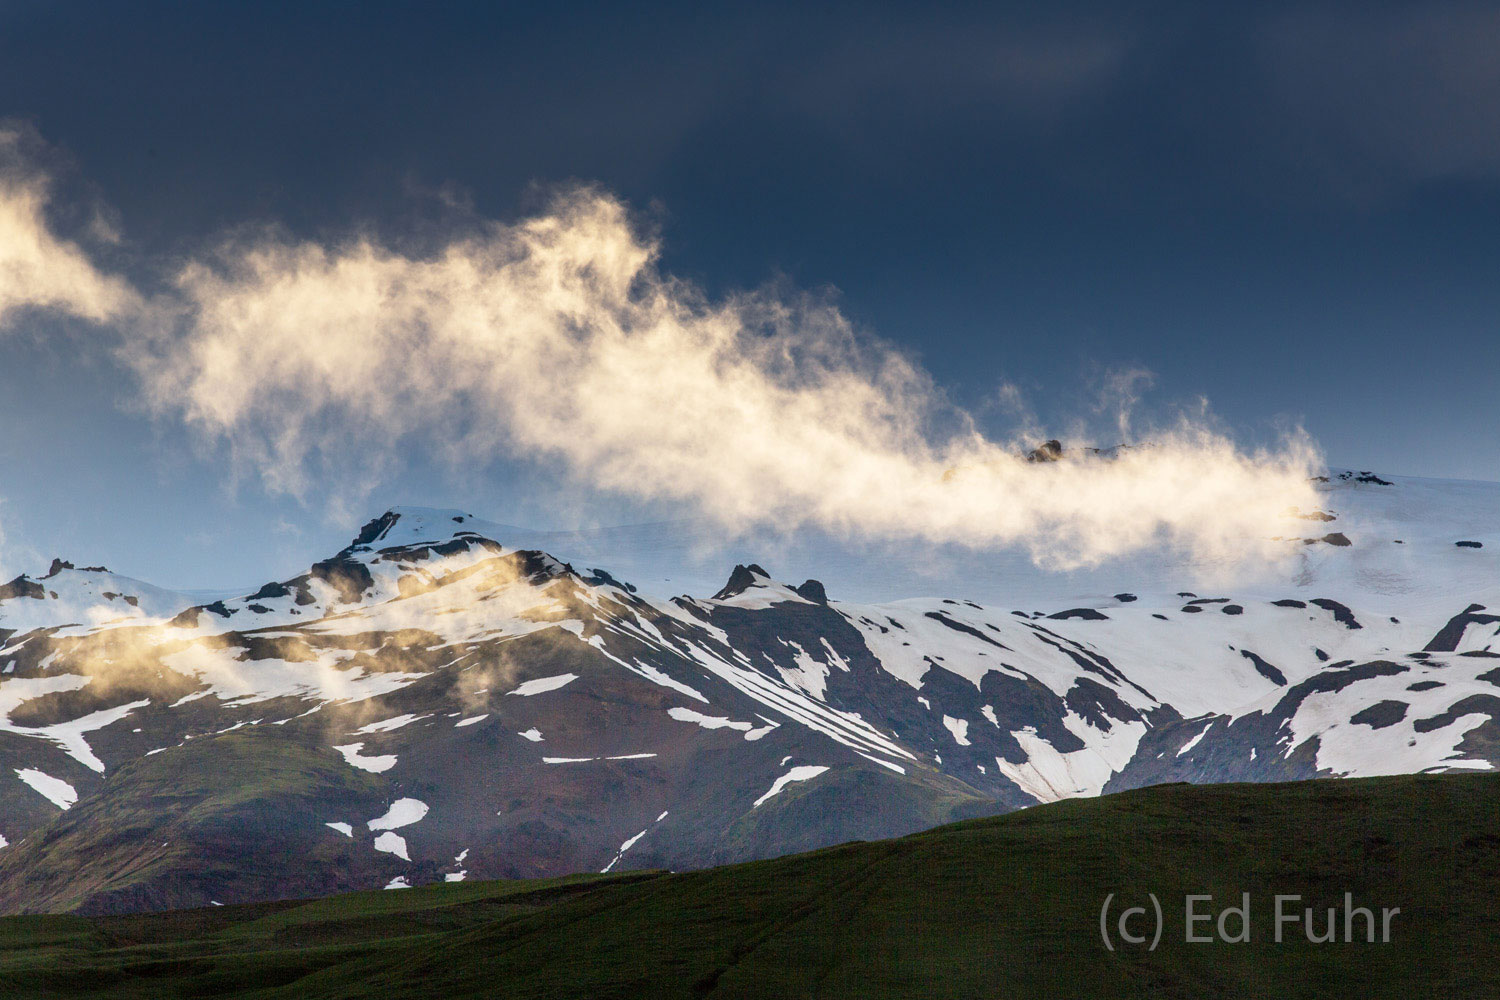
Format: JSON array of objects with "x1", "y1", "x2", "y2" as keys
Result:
[
  {"x1": 793, "y1": 579, "x2": 829, "y2": 604},
  {"x1": 712, "y1": 563, "x2": 771, "y2": 601},
  {"x1": 708, "y1": 564, "x2": 821, "y2": 609},
  {"x1": 344, "y1": 507, "x2": 489, "y2": 554},
  {"x1": 42, "y1": 558, "x2": 111, "y2": 579}
]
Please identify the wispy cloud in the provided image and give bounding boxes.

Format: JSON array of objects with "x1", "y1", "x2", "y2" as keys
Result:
[
  {"x1": 0, "y1": 124, "x2": 140, "y2": 331},
  {"x1": 0, "y1": 136, "x2": 1321, "y2": 572},
  {"x1": 128, "y1": 188, "x2": 1318, "y2": 570}
]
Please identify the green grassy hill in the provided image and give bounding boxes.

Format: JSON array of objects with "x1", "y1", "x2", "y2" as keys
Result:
[{"x1": 4, "y1": 772, "x2": 1498, "y2": 998}]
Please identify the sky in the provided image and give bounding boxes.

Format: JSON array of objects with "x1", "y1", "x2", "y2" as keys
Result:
[{"x1": 0, "y1": 0, "x2": 1497, "y2": 590}]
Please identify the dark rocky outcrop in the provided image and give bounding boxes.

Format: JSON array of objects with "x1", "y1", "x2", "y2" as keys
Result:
[
  {"x1": 1025, "y1": 439, "x2": 1062, "y2": 463},
  {"x1": 712, "y1": 564, "x2": 770, "y2": 601},
  {"x1": 793, "y1": 580, "x2": 828, "y2": 604},
  {"x1": 1424, "y1": 605, "x2": 1500, "y2": 653},
  {"x1": 1311, "y1": 598, "x2": 1361, "y2": 630},
  {"x1": 0, "y1": 575, "x2": 45, "y2": 601},
  {"x1": 1046, "y1": 608, "x2": 1108, "y2": 621},
  {"x1": 1351, "y1": 700, "x2": 1408, "y2": 729},
  {"x1": 1240, "y1": 650, "x2": 1287, "y2": 685}
]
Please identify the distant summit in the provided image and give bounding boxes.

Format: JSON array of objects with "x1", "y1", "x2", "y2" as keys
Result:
[{"x1": 712, "y1": 563, "x2": 771, "y2": 601}]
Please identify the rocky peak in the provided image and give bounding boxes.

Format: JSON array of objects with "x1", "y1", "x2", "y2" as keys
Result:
[
  {"x1": 712, "y1": 564, "x2": 771, "y2": 601},
  {"x1": 793, "y1": 579, "x2": 829, "y2": 604},
  {"x1": 0, "y1": 575, "x2": 45, "y2": 601},
  {"x1": 42, "y1": 558, "x2": 110, "y2": 579}
]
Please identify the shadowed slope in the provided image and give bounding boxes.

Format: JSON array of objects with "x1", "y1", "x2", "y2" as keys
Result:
[{"x1": 2, "y1": 771, "x2": 1498, "y2": 998}]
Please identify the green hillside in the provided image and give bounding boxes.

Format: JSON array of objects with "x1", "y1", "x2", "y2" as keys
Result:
[{"x1": 3, "y1": 772, "x2": 1498, "y2": 998}]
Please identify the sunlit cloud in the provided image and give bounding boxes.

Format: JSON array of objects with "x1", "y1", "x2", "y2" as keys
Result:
[
  {"x1": 121, "y1": 187, "x2": 1320, "y2": 570},
  {"x1": 0, "y1": 125, "x2": 140, "y2": 331},
  {"x1": 0, "y1": 130, "x2": 1322, "y2": 572}
]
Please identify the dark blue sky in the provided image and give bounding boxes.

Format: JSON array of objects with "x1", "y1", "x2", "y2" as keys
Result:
[{"x1": 1, "y1": 1, "x2": 1497, "y2": 587}]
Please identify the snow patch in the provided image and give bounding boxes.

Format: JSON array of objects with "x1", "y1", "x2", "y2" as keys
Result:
[
  {"x1": 942, "y1": 715, "x2": 971, "y2": 746},
  {"x1": 601, "y1": 809, "x2": 671, "y2": 872},
  {"x1": 858, "y1": 752, "x2": 906, "y2": 774},
  {"x1": 668, "y1": 706, "x2": 753, "y2": 732},
  {"x1": 355, "y1": 713, "x2": 427, "y2": 734},
  {"x1": 1176, "y1": 721, "x2": 1214, "y2": 757},
  {"x1": 753, "y1": 765, "x2": 830, "y2": 808},
  {"x1": 333, "y1": 742, "x2": 397, "y2": 773},
  {"x1": 777, "y1": 641, "x2": 832, "y2": 700},
  {"x1": 0, "y1": 694, "x2": 148, "y2": 773},
  {"x1": 373, "y1": 832, "x2": 410, "y2": 860},
  {"x1": 506, "y1": 673, "x2": 578, "y2": 697},
  {"x1": 994, "y1": 714, "x2": 1147, "y2": 804},
  {"x1": 368, "y1": 798, "x2": 429, "y2": 831},
  {"x1": 15, "y1": 768, "x2": 78, "y2": 810}
]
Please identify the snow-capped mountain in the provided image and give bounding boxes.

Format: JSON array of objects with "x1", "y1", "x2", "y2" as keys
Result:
[
  {"x1": 0, "y1": 559, "x2": 194, "y2": 634},
  {"x1": 0, "y1": 470, "x2": 1496, "y2": 913}
]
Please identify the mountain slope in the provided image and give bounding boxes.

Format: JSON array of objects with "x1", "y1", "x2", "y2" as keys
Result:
[
  {"x1": 2, "y1": 771, "x2": 1497, "y2": 999},
  {"x1": 0, "y1": 471, "x2": 1496, "y2": 912}
]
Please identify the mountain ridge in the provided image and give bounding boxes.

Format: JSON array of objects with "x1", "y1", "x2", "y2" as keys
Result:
[{"x1": 0, "y1": 470, "x2": 1496, "y2": 913}]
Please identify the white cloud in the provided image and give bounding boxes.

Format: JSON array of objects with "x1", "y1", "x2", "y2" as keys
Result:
[
  {"x1": 0, "y1": 126, "x2": 140, "y2": 332},
  {"x1": 0, "y1": 128, "x2": 1321, "y2": 572},
  {"x1": 122, "y1": 186, "x2": 1319, "y2": 570}
]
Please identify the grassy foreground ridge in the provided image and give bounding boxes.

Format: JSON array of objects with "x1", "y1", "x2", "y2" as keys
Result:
[{"x1": 3, "y1": 772, "x2": 1498, "y2": 998}]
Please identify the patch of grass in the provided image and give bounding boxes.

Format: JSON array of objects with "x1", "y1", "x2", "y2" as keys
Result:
[{"x1": 3, "y1": 772, "x2": 1498, "y2": 998}]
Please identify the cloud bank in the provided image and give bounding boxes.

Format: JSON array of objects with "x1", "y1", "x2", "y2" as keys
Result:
[{"x1": 0, "y1": 137, "x2": 1321, "y2": 571}]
